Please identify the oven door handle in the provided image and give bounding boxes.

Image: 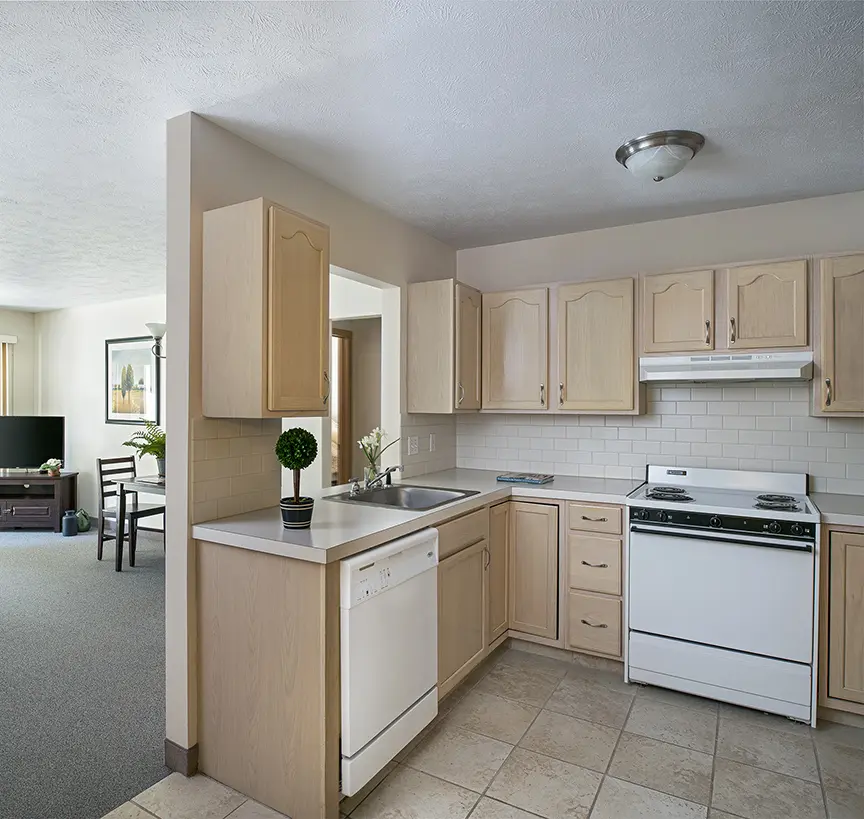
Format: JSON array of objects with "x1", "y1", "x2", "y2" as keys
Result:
[{"x1": 629, "y1": 525, "x2": 813, "y2": 553}]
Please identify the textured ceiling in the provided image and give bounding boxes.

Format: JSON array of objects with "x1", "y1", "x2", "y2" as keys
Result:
[{"x1": 0, "y1": 1, "x2": 862, "y2": 310}]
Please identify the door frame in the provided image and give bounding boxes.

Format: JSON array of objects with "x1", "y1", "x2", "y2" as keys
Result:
[{"x1": 331, "y1": 329, "x2": 352, "y2": 485}]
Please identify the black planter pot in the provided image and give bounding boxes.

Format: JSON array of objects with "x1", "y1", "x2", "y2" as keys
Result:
[{"x1": 280, "y1": 497, "x2": 315, "y2": 529}]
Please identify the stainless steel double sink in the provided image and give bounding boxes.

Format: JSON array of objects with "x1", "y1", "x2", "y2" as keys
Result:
[{"x1": 324, "y1": 485, "x2": 479, "y2": 511}]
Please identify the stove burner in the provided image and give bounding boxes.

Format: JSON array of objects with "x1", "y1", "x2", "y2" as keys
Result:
[
  {"x1": 754, "y1": 501, "x2": 801, "y2": 511},
  {"x1": 646, "y1": 487, "x2": 693, "y2": 502},
  {"x1": 756, "y1": 494, "x2": 796, "y2": 503}
]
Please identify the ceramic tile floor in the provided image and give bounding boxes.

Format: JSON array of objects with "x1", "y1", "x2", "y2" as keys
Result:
[{"x1": 104, "y1": 648, "x2": 864, "y2": 819}]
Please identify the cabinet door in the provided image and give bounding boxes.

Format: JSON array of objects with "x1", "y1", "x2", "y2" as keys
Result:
[
  {"x1": 267, "y1": 206, "x2": 330, "y2": 413},
  {"x1": 642, "y1": 270, "x2": 714, "y2": 353},
  {"x1": 488, "y1": 503, "x2": 510, "y2": 645},
  {"x1": 438, "y1": 539, "x2": 487, "y2": 695},
  {"x1": 726, "y1": 260, "x2": 807, "y2": 349},
  {"x1": 482, "y1": 289, "x2": 548, "y2": 410},
  {"x1": 558, "y1": 278, "x2": 634, "y2": 412},
  {"x1": 820, "y1": 255, "x2": 864, "y2": 413},
  {"x1": 828, "y1": 531, "x2": 864, "y2": 704},
  {"x1": 455, "y1": 283, "x2": 482, "y2": 410},
  {"x1": 509, "y1": 502, "x2": 558, "y2": 639}
]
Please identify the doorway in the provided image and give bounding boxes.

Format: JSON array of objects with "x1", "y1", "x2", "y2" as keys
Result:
[{"x1": 330, "y1": 329, "x2": 352, "y2": 485}]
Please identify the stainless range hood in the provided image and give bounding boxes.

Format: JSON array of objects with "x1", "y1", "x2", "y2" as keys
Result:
[{"x1": 639, "y1": 352, "x2": 814, "y2": 383}]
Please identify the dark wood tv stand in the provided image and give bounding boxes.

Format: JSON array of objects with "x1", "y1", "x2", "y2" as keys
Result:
[{"x1": 0, "y1": 471, "x2": 78, "y2": 532}]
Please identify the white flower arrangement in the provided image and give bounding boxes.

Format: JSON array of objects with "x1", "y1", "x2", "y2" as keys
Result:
[
  {"x1": 358, "y1": 427, "x2": 400, "y2": 471},
  {"x1": 40, "y1": 458, "x2": 62, "y2": 474}
]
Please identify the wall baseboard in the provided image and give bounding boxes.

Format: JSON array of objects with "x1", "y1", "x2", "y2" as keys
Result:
[{"x1": 164, "y1": 739, "x2": 198, "y2": 776}]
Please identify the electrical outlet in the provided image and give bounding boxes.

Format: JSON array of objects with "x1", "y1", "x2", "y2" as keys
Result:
[
  {"x1": 408, "y1": 436, "x2": 419, "y2": 456},
  {"x1": 429, "y1": 433, "x2": 436, "y2": 452}
]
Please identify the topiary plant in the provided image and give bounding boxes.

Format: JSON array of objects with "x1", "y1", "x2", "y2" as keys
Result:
[{"x1": 276, "y1": 427, "x2": 319, "y2": 504}]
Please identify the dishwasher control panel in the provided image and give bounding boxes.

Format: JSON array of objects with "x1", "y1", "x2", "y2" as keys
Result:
[{"x1": 341, "y1": 528, "x2": 439, "y2": 609}]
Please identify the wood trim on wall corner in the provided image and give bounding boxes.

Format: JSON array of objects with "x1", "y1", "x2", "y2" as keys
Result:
[{"x1": 165, "y1": 739, "x2": 199, "y2": 776}]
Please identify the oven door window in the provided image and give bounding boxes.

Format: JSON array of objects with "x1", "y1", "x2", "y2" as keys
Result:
[{"x1": 629, "y1": 529, "x2": 814, "y2": 663}]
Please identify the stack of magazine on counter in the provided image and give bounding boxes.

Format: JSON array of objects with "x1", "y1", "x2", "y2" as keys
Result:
[{"x1": 496, "y1": 472, "x2": 554, "y2": 485}]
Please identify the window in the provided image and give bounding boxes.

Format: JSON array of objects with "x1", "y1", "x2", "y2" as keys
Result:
[{"x1": 0, "y1": 336, "x2": 14, "y2": 416}]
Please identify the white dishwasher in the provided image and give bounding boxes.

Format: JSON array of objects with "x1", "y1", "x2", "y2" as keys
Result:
[{"x1": 340, "y1": 528, "x2": 439, "y2": 796}]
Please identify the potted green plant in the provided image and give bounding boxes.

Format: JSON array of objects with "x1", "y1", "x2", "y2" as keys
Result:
[
  {"x1": 40, "y1": 458, "x2": 62, "y2": 478},
  {"x1": 276, "y1": 427, "x2": 319, "y2": 529},
  {"x1": 122, "y1": 420, "x2": 167, "y2": 478}
]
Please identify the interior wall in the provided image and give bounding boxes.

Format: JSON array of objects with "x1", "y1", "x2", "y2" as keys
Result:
[
  {"x1": 457, "y1": 191, "x2": 864, "y2": 290},
  {"x1": 0, "y1": 307, "x2": 37, "y2": 414},
  {"x1": 330, "y1": 274, "x2": 383, "y2": 320},
  {"x1": 34, "y1": 295, "x2": 167, "y2": 517},
  {"x1": 333, "y1": 318, "x2": 382, "y2": 478},
  {"x1": 165, "y1": 112, "x2": 456, "y2": 752}
]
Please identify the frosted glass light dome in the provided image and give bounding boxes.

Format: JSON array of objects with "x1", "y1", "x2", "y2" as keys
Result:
[{"x1": 615, "y1": 130, "x2": 705, "y2": 182}]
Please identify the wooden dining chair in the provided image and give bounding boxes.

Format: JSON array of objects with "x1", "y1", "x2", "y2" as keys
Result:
[{"x1": 96, "y1": 456, "x2": 166, "y2": 568}]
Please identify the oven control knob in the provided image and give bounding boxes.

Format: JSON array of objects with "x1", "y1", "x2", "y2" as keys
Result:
[
  {"x1": 709, "y1": 516, "x2": 722, "y2": 529},
  {"x1": 635, "y1": 509, "x2": 649, "y2": 520},
  {"x1": 790, "y1": 523, "x2": 804, "y2": 536},
  {"x1": 768, "y1": 521, "x2": 782, "y2": 534},
  {"x1": 657, "y1": 510, "x2": 669, "y2": 522}
]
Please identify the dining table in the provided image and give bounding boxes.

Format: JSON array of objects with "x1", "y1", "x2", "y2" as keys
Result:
[{"x1": 112, "y1": 475, "x2": 166, "y2": 571}]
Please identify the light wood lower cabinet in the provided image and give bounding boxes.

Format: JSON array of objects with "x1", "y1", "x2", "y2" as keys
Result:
[
  {"x1": 567, "y1": 591, "x2": 622, "y2": 657},
  {"x1": 824, "y1": 529, "x2": 864, "y2": 709},
  {"x1": 488, "y1": 502, "x2": 510, "y2": 645},
  {"x1": 438, "y1": 538, "x2": 488, "y2": 697},
  {"x1": 509, "y1": 502, "x2": 559, "y2": 639}
]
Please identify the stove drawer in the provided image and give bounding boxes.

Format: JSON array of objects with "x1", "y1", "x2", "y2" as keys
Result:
[
  {"x1": 568, "y1": 503, "x2": 621, "y2": 535},
  {"x1": 567, "y1": 591, "x2": 621, "y2": 657},
  {"x1": 568, "y1": 534, "x2": 621, "y2": 595}
]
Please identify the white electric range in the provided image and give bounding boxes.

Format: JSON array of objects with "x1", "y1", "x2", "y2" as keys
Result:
[{"x1": 625, "y1": 465, "x2": 820, "y2": 725}]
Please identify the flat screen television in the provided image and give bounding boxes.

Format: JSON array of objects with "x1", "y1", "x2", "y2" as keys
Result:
[{"x1": 0, "y1": 416, "x2": 65, "y2": 469}]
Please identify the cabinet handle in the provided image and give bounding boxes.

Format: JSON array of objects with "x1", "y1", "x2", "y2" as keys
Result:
[
  {"x1": 729, "y1": 317, "x2": 736, "y2": 344},
  {"x1": 581, "y1": 560, "x2": 609, "y2": 568},
  {"x1": 540, "y1": 383, "x2": 545, "y2": 405},
  {"x1": 581, "y1": 515, "x2": 608, "y2": 522},
  {"x1": 483, "y1": 546, "x2": 490, "y2": 569},
  {"x1": 825, "y1": 377, "x2": 832, "y2": 407},
  {"x1": 704, "y1": 319, "x2": 711, "y2": 345},
  {"x1": 323, "y1": 371, "x2": 330, "y2": 405},
  {"x1": 457, "y1": 382, "x2": 465, "y2": 406},
  {"x1": 559, "y1": 383, "x2": 564, "y2": 406},
  {"x1": 580, "y1": 619, "x2": 608, "y2": 629}
]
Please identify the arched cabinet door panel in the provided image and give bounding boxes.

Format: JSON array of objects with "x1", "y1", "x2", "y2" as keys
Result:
[{"x1": 642, "y1": 270, "x2": 714, "y2": 353}]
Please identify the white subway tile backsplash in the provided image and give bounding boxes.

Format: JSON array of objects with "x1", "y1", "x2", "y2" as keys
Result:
[{"x1": 454, "y1": 381, "x2": 864, "y2": 492}]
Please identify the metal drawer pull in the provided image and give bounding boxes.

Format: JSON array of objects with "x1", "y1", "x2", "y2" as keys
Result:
[
  {"x1": 704, "y1": 319, "x2": 710, "y2": 344},
  {"x1": 825, "y1": 377, "x2": 832, "y2": 407},
  {"x1": 559, "y1": 382, "x2": 564, "y2": 406},
  {"x1": 457, "y1": 382, "x2": 465, "y2": 406},
  {"x1": 730, "y1": 317, "x2": 736, "y2": 343},
  {"x1": 581, "y1": 560, "x2": 608, "y2": 568},
  {"x1": 540, "y1": 383, "x2": 545, "y2": 405},
  {"x1": 580, "y1": 619, "x2": 608, "y2": 629},
  {"x1": 581, "y1": 515, "x2": 608, "y2": 522}
]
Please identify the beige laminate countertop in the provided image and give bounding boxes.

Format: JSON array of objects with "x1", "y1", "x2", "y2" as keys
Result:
[
  {"x1": 191, "y1": 468, "x2": 640, "y2": 563},
  {"x1": 811, "y1": 492, "x2": 864, "y2": 528}
]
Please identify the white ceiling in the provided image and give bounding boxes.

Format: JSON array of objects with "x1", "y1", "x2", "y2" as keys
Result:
[{"x1": 1, "y1": 1, "x2": 862, "y2": 310}]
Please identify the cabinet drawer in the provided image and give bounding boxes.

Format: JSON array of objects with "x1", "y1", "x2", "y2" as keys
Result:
[
  {"x1": 568, "y1": 534, "x2": 621, "y2": 595},
  {"x1": 438, "y1": 508, "x2": 489, "y2": 560},
  {"x1": 8, "y1": 502, "x2": 55, "y2": 519},
  {"x1": 568, "y1": 503, "x2": 621, "y2": 535},
  {"x1": 567, "y1": 591, "x2": 621, "y2": 657}
]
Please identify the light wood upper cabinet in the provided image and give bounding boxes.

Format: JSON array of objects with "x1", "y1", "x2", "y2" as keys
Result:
[
  {"x1": 482, "y1": 289, "x2": 549, "y2": 410},
  {"x1": 456, "y1": 283, "x2": 482, "y2": 410},
  {"x1": 488, "y1": 502, "x2": 510, "y2": 645},
  {"x1": 203, "y1": 198, "x2": 330, "y2": 418},
  {"x1": 407, "y1": 279, "x2": 481, "y2": 413},
  {"x1": 558, "y1": 278, "x2": 634, "y2": 412},
  {"x1": 827, "y1": 530, "x2": 864, "y2": 705},
  {"x1": 725, "y1": 260, "x2": 808, "y2": 349},
  {"x1": 819, "y1": 255, "x2": 864, "y2": 413},
  {"x1": 642, "y1": 270, "x2": 714, "y2": 353},
  {"x1": 509, "y1": 502, "x2": 558, "y2": 639},
  {"x1": 438, "y1": 539, "x2": 487, "y2": 696}
]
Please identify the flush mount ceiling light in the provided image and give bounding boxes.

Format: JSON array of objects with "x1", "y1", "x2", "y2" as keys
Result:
[{"x1": 615, "y1": 130, "x2": 705, "y2": 182}]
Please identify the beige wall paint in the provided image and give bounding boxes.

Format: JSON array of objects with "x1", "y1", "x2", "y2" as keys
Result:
[
  {"x1": 457, "y1": 191, "x2": 864, "y2": 290},
  {"x1": 35, "y1": 295, "x2": 167, "y2": 516},
  {"x1": 165, "y1": 113, "x2": 456, "y2": 752},
  {"x1": 0, "y1": 308, "x2": 37, "y2": 415},
  {"x1": 333, "y1": 318, "x2": 382, "y2": 478}
]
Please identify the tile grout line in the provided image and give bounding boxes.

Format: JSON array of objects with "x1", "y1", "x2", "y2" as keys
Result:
[
  {"x1": 810, "y1": 729, "x2": 831, "y2": 819},
  {"x1": 584, "y1": 690, "x2": 636, "y2": 818},
  {"x1": 128, "y1": 798, "x2": 171, "y2": 819},
  {"x1": 709, "y1": 702, "x2": 721, "y2": 816}
]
